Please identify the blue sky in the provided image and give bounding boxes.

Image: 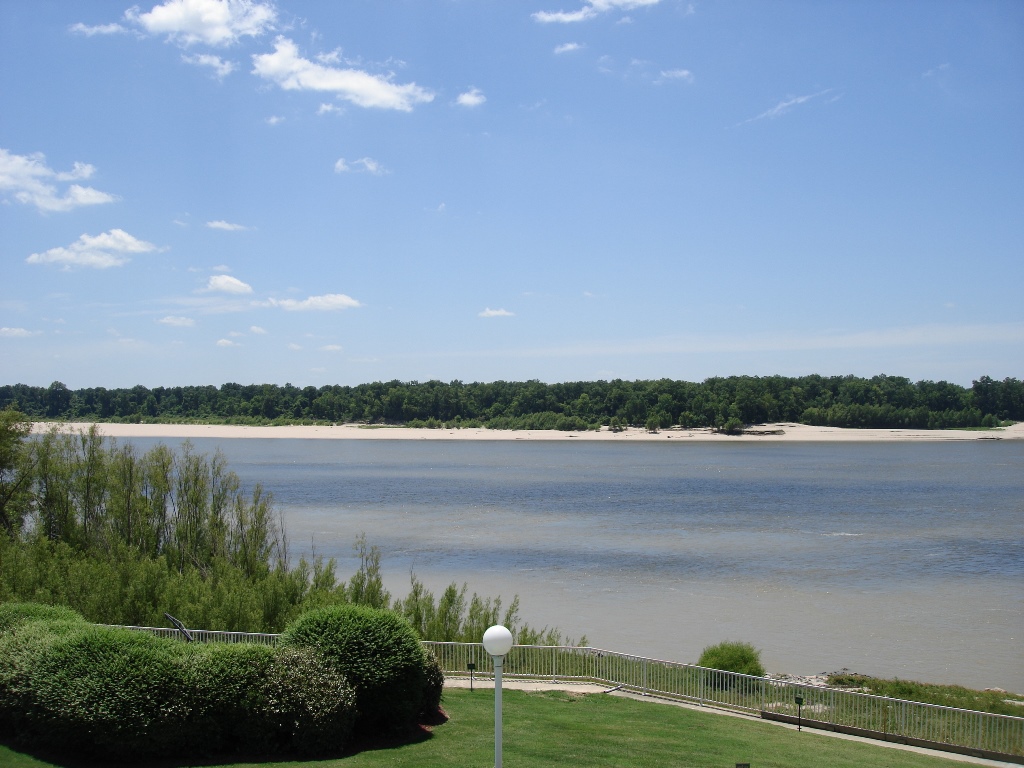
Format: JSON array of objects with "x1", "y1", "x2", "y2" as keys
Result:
[{"x1": 2, "y1": 0, "x2": 1022, "y2": 388}]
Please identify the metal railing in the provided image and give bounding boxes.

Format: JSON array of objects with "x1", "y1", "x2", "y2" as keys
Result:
[{"x1": 111, "y1": 626, "x2": 1023, "y2": 761}]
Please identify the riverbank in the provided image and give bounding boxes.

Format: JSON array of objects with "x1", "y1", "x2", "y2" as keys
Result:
[{"x1": 30, "y1": 421, "x2": 1024, "y2": 442}]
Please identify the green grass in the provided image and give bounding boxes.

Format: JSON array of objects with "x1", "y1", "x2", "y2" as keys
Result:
[{"x1": 0, "y1": 688, "x2": 986, "y2": 768}]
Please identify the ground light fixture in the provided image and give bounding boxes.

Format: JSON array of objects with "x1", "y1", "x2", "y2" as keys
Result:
[{"x1": 482, "y1": 625, "x2": 514, "y2": 768}]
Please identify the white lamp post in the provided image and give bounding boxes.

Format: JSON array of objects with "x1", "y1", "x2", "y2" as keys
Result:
[{"x1": 482, "y1": 624, "x2": 514, "y2": 768}]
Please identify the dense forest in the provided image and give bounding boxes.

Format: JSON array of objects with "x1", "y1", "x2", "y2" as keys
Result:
[
  {"x1": 0, "y1": 410, "x2": 567, "y2": 643},
  {"x1": 1, "y1": 374, "x2": 1021, "y2": 431}
]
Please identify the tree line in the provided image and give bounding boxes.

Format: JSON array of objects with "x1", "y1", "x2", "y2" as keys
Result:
[
  {"x1": 0, "y1": 411, "x2": 570, "y2": 643},
  {"x1": 2, "y1": 374, "x2": 1021, "y2": 431}
]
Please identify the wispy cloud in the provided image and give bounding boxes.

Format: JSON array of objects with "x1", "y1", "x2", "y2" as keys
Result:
[
  {"x1": 125, "y1": 0, "x2": 277, "y2": 47},
  {"x1": 182, "y1": 53, "x2": 236, "y2": 78},
  {"x1": 265, "y1": 115, "x2": 285, "y2": 125},
  {"x1": 69, "y1": 22, "x2": 127, "y2": 36},
  {"x1": 533, "y1": 0, "x2": 660, "y2": 24},
  {"x1": 739, "y1": 89, "x2": 832, "y2": 125},
  {"x1": 317, "y1": 102, "x2": 343, "y2": 115},
  {"x1": 216, "y1": 338, "x2": 239, "y2": 347},
  {"x1": 268, "y1": 294, "x2": 362, "y2": 311},
  {"x1": 0, "y1": 327, "x2": 41, "y2": 338},
  {"x1": 206, "y1": 219, "x2": 248, "y2": 231},
  {"x1": 205, "y1": 274, "x2": 253, "y2": 294},
  {"x1": 158, "y1": 316, "x2": 195, "y2": 327},
  {"x1": 26, "y1": 229, "x2": 160, "y2": 269},
  {"x1": 456, "y1": 87, "x2": 486, "y2": 107},
  {"x1": 335, "y1": 157, "x2": 387, "y2": 175},
  {"x1": 321, "y1": 344, "x2": 343, "y2": 352},
  {"x1": 0, "y1": 148, "x2": 118, "y2": 212},
  {"x1": 479, "y1": 308, "x2": 515, "y2": 318},
  {"x1": 252, "y1": 37, "x2": 434, "y2": 111},
  {"x1": 658, "y1": 68, "x2": 693, "y2": 83},
  {"x1": 249, "y1": 325, "x2": 268, "y2": 334},
  {"x1": 554, "y1": 42, "x2": 583, "y2": 54}
]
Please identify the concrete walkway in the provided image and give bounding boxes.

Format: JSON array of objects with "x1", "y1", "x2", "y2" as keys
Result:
[{"x1": 444, "y1": 677, "x2": 1017, "y2": 767}]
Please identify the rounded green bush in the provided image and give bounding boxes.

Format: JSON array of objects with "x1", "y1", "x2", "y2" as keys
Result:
[
  {"x1": 282, "y1": 604, "x2": 427, "y2": 731},
  {"x1": 265, "y1": 646, "x2": 357, "y2": 756},
  {"x1": 697, "y1": 640, "x2": 766, "y2": 677},
  {"x1": 420, "y1": 648, "x2": 445, "y2": 715},
  {"x1": 0, "y1": 616, "x2": 90, "y2": 739},
  {"x1": 181, "y1": 641, "x2": 278, "y2": 755},
  {"x1": 24, "y1": 626, "x2": 188, "y2": 758}
]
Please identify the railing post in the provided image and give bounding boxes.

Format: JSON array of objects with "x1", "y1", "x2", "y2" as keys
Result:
[{"x1": 642, "y1": 658, "x2": 648, "y2": 696}]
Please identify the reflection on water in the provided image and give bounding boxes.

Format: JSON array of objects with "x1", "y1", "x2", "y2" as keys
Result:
[{"x1": 124, "y1": 437, "x2": 1024, "y2": 691}]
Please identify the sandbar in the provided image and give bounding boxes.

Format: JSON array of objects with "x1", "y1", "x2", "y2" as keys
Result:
[{"x1": 32, "y1": 421, "x2": 1024, "y2": 442}]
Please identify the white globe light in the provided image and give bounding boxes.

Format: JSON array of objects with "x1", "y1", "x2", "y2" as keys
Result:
[{"x1": 482, "y1": 624, "x2": 514, "y2": 656}]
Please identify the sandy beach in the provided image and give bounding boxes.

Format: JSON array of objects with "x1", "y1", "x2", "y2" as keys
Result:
[{"x1": 34, "y1": 421, "x2": 1024, "y2": 442}]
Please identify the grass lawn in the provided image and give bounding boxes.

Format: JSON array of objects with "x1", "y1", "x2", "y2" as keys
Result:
[{"x1": 0, "y1": 688, "x2": 986, "y2": 768}]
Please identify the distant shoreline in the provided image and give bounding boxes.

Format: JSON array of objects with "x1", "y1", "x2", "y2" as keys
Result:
[{"x1": 32, "y1": 421, "x2": 1024, "y2": 442}]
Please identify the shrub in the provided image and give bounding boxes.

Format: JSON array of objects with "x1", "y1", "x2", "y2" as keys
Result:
[
  {"x1": 420, "y1": 648, "x2": 445, "y2": 715},
  {"x1": 0, "y1": 614, "x2": 91, "y2": 739},
  {"x1": 21, "y1": 625, "x2": 189, "y2": 758},
  {"x1": 181, "y1": 641, "x2": 278, "y2": 755},
  {"x1": 0, "y1": 605, "x2": 357, "y2": 760},
  {"x1": 697, "y1": 640, "x2": 765, "y2": 677},
  {"x1": 264, "y1": 646, "x2": 357, "y2": 755},
  {"x1": 282, "y1": 604, "x2": 427, "y2": 732}
]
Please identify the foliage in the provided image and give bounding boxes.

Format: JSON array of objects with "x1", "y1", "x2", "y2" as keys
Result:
[
  {"x1": 826, "y1": 672, "x2": 1024, "y2": 716},
  {"x1": 4, "y1": 374, "x2": 1021, "y2": 430},
  {"x1": 698, "y1": 640, "x2": 766, "y2": 677},
  {"x1": 0, "y1": 415, "x2": 562, "y2": 646},
  {"x1": 0, "y1": 607, "x2": 357, "y2": 760},
  {"x1": 281, "y1": 604, "x2": 427, "y2": 732},
  {"x1": 420, "y1": 648, "x2": 445, "y2": 715}
]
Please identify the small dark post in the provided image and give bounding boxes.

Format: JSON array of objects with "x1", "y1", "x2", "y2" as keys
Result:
[
  {"x1": 795, "y1": 695, "x2": 804, "y2": 732},
  {"x1": 467, "y1": 661, "x2": 476, "y2": 692},
  {"x1": 163, "y1": 613, "x2": 193, "y2": 643}
]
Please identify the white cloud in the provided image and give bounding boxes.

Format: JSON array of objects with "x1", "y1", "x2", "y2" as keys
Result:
[
  {"x1": 554, "y1": 42, "x2": 583, "y2": 54},
  {"x1": 249, "y1": 325, "x2": 268, "y2": 334},
  {"x1": 0, "y1": 148, "x2": 118, "y2": 212},
  {"x1": 533, "y1": 0, "x2": 659, "y2": 24},
  {"x1": 125, "y1": 0, "x2": 277, "y2": 47},
  {"x1": 216, "y1": 338, "x2": 239, "y2": 347},
  {"x1": 659, "y1": 68, "x2": 693, "y2": 83},
  {"x1": 0, "y1": 327, "x2": 41, "y2": 338},
  {"x1": 27, "y1": 229, "x2": 160, "y2": 269},
  {"x1": 334, "y1": 157, "x2": 387, "y2": 175},
  {"x1": 205, "y1": 274, "x2": 253, "y2": 294},
  {"x1": 182, "y1": 53, "x2": 236, "y2": 78},
  {"x1": 206, "y1": 219, "x2": 248, "y2": 230},
  {"x1": 317, "y1": 102, "x2": 343, "y2": 115},
  {"x1": 288, "y1": 342, "x2": 303, "y2": 350},
  {"x1": 740, "y1": 89, "x2": 832, "y2": 125},
  {"x1": 456, "y1": 87, "x2": 486, "y2": 107},
  {"x1": 158, "y1": 315, "x2": 195, "y2": 326},
  {"x1": 265, "y1": 115, "x2": 285, "y2": 125},
  {"x1": 69, "y1": 22, "x2": 128, "y2": 36},
  {"x1": 479, "y1": 308, "x2": 515, "y2": 317},
  {"x1": 252, "y1": 37, "x2": 434, "y2": 111},
  {"x1": 269, "y1": 293, "x2": 361, "y2": 311},
  {"x1": 212, "y1": 264, "x2": 231, "y2": 272},
  {"x1": 321, "y1": 344, "x2": 343, "y2": 352}
]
